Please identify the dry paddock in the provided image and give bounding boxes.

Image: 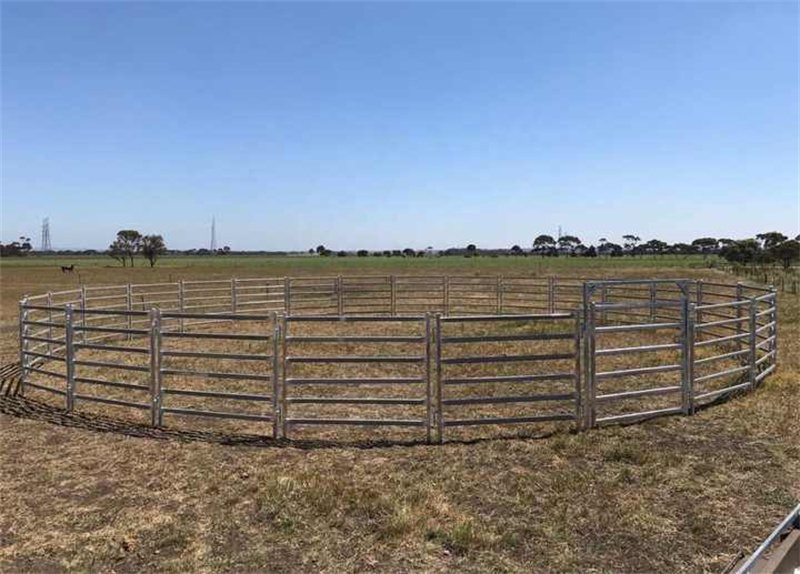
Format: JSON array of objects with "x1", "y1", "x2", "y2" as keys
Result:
[{"x1": 1, "y1": 264, "x2": 798, "y2": 573}]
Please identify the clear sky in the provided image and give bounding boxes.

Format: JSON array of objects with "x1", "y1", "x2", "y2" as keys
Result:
[{"x1": 1, "y1": 1, "x2": 798, "y2": 251}]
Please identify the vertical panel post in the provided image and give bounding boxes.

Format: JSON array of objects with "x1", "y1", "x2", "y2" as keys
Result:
[
  {"x1": 681, "y1": 298, "x2": 695, "y2": 415},
  {"x1": 390, "y1": 275, "x2": 397, "y2": 316},
  {"x1": 435, "y1": 313, "x2": 444, "y2": 443},
  {"x1": 573, "y1": 311, "x2": 582, "y2": 430},
  {"x1": 80, "y1": 285, "x2": 87, "y2": 343},
  {"x1": 444, "y1": 276, "x2": 450, "y2": 316},
  {"x1": 748, "y1": 298, "x2": 757, "y2": 389},
  {"x1": 126, "y1": 284, "x2": 134, "y2": 340},
  {"x1": 149, "y1": 308, "x2": 163, "y2": 427},
  {"x1": 695, "y1": 280, "x2": 704, "y2": 338},
  {"x1": 585, "y1": 302, "x2": 597, "y2": 428},
  {"x1": 284, "y1": 277, "x2": 291, "y2": 315},
  {"x1": 600, "y1": 285, "x2": 608, "y2": 325},
  {"x1": 231, "y1": 278, "x2": 238, "y2": 314},
  {"x1": 548, "y1": 276, "x2": 556, "y2": 313},
  {"x1": 178, "y1": 280, "x2": 185, "y2": 334},
  {"x1": 65, "y1": 305, "x2": 75, "y2": 411},
  {"x1": 735, "y1": 282, "x2": 744, "y2": 349},
  {"x1": 337, "y1": 275, "x2": 344, "y2": 315},
  {"x1": 271, "y1": 313, "x2": 280, "y2": 439},
  {"x1": 770, "y1": 289, "x2": 778, "y2": 368},
  {"x1": 46, "y1": 292, "x2": 54, "y2": 354},
  {"x1": 496, "y1": 276, "x2": 503, "y2": 315},
  {"x1": 425, "y1": 314, "x2": 432, "y2": 444},
  {"x1": 280, "y1": 314, "x2": 289, "y2": 439},
  {"x1": 650, "y1": 283, "x2": 657, "y2": 322},
  {"x1": 18, "y1": 298, "x2": 29, "y2": 395}
]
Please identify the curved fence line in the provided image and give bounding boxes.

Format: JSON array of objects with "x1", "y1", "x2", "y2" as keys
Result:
[{"x1": 18, "y1": 276, "x2": 778, "y2": 443}]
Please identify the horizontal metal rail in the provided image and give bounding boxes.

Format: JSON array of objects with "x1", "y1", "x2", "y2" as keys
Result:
[
  {"x1": 443, "y1": 372, "x2": 574, "y2": 385},
  {"x1": 286, "y1": 355, "x2": 424, "y2": 364},
  {"x1": 441, "y1": 352, "x2": 574, "y2": 365},
  {"x1": 286, "y1": 396, "x2": 424, "y2": 405},
  {"x1": 161, "y1": 350, "x2": 271, "y2": 361},
  {"x1": 441, "y1": 333, "x2": 572, "y2": 343},
  {"x1": 162, "y1": 388, "x2": 271, "y2": 401},
  {"x1": 595, "y1": 342, "x2": 681, "y2": 356},
  {"x1": 285, "y1": 417, "x2": 424, "y2": 427},
  {"x1": 442, "y1": 393, "x2": 574, "y2": 406},
  {"x1": 596, "y1": 406, "x2": 683, "y2": 424},
  {"x1": 595, "y1": 321, "x2": 680, "y2": 333},
  {"x1": 286, "y1": 335, "x2": 424, "y2": 343},
  {"x1": 161, "y1": 407, "x2": 272, "y2": 422},
  {"x1": 694, "y1": 382, "x2": 751, "y2": 401},
  {"x1": 693, "y1": 365, "x2": 749, "y2": 384},
  {"x1": 443, "y1": 413, "x2": 574, "y2": 427},
  {"x1": 595, "y1": 363, "x2": 682, "y2": 379},
  {"x1": 74, "y1": 376, "x2": 149, "y2": 392},
  {"x1": 442, "y1": 313, "x2": 571, "y2": 322},
  {"x1": 286, "y1": 377, "x2": 424, "y2": 385},
  {"x1": 74, "y1": 343, "x2": 149, "y2": 354},
  {"x1": 160, "y1": 369, "x2": 271, "y2": 381},
  {"x1": 595, "y1": 385, "x2": 681, "y2": 403},
  {"x1": 74, "y1": 359, "x2": 149, "y2": 372},
  {"x1": 74, "y1": 393, "x2": 149, "y2": 410}
]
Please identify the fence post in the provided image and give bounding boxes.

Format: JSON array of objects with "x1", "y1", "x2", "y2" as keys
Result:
[
  {"x1": 149, "y1": 308, "x2": 163, "y2": 427},
  {"x1": 548, "y1": 276, "x2": 555, "y2": 313},
  {"x1": 18, "y1": 298, "x2": 29, "y2": 395},
  {"x1": 65, "y1": 305, "x2": 75, "y2": 412},
  {"x1": 390, "y1": 275, "x2": 397, "y2": 316},
  {"x1": 46, "y1": 292, "x2": 54, "y2": 354},
  {"x1": 80, "y1": 285, "x2": 87, "y2": 343},
  {"x1": 650, "y1": 283, "x2": 657, "y2": 322},
  {"x1": 600, "y1": 285, "x2": 607, "y2": 325},
  {"x1": 770, "y1": 288, "x2": 778, "y2": 368},
  {"x1": 585, "y1": 302, "x2": 596, "y2": 428},
  {"x1": 425, "y1": 313, "x2": 432, "y2": 444},
  {"x1": 280, "y1": 313, "x2": 289, "y2": 439},
  {"x1": 497, "y1": 276, "x2": 503, "y2": 315},
  {"x1": 748, "y1": 298, "x2": 757, "y2": 389},
  {"x1": 284, "y1": 277, "x2": 291, "y2": 315},
  {"x1": 695, "y1": 280, "x2": 704, "y2": 337},
  {"x1": 337, "y1": 275, "x2": 344, "y2": 315},
  {"x1": 573, "y1": 311, "x2": 582, "y2": 430},
  {"x1": 231, "y1": 278, "x2": 238, "y2": 314},
  {"x1": 271, "y1": 313, "x2": 280, "y2": 440},
  {"x1": 735, "y1": 282, "x2": 744, "y2": 349},
  {"x1": 444, "y1": 276, "x2": 450, "y2": 316},
  {"x1": 178, "y1": 280, "x2": 185, "y2": 334},
  {"x1": 435, "y1": 313, "x2": 444, "y2": 443},
  {"x1": 126, "y1": 284, "x2": 134, "y2": 341},
  {"x1": 681, "y1": 298, "x2": 695, "y2": 415}
]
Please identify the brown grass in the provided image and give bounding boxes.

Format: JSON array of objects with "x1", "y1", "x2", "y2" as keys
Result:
[{"x1": 1, "y1": 262, "x2": 798, "y2": 573}]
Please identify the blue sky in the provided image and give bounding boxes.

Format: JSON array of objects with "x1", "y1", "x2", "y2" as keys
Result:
[{"x1": 1, "y1": 1, "x2": 798, "y2": 251}]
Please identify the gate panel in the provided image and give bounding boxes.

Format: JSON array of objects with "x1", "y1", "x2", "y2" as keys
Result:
[
  {"x1": 157, "y1": 311, "x2": 279, "y2": 436},
  {"x1": 587, "y1": 300, "x2": 687, "y2": 426},
  {"x1": 282, "y1": 315, "x2": 432, "y2": 441},
  {"x1": 436, "y1": 313, "x2": 580, "y2": 442}
]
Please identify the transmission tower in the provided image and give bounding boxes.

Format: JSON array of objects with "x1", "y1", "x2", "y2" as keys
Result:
[
  {"x1": 210, "y1": 216, "x2": 217, "y2": 252},
  {"x1": 41, "y1": 217, "x2": 52, "y2": 252}
]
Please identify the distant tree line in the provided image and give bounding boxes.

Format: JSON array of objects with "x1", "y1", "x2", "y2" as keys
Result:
[
  {"x1": 305, "y1": 231, "x2": 799, "y2": 267},
  {"x1": 0, "y1": 237, "x2": 33, "y2": 257}
]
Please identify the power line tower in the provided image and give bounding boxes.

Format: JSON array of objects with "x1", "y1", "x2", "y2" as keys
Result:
[
  {"x1": 210, "y1": 216, "x2": 217, "y2": 252},
  {"x1": 40, "y1": 217, "x2": 52, "y2": 252}
]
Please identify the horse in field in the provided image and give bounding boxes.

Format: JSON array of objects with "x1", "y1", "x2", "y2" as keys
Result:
[{"x1": 61, "y1": 265, "x2": 75, "y2": 273}]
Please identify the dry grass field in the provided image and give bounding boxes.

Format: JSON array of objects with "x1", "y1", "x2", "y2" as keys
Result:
[{"x1": 1, "y1": 259, "x2": 797, "y2": 573}]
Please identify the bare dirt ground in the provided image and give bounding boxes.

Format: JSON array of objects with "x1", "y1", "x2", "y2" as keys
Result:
[{"x1": 1, "y1": 261, "x2": 797, "y2": 573}]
